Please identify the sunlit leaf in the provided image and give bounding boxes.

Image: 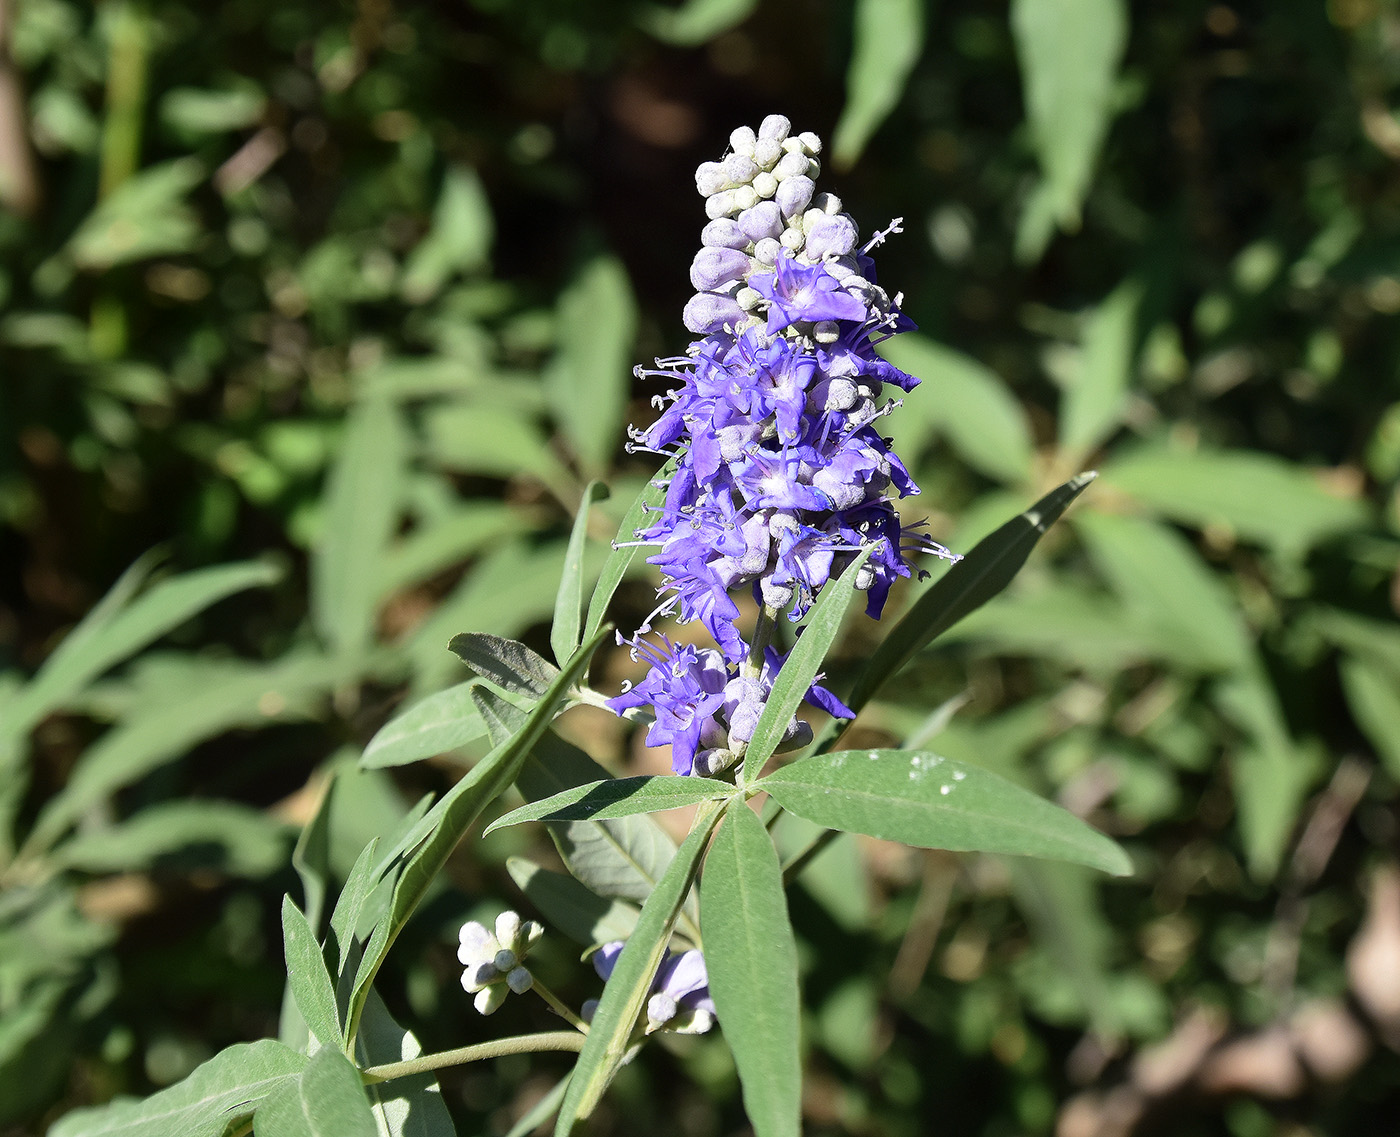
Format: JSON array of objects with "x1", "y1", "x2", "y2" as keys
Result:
[
  {"x1": 254, "y1": 1046, "x2": 376, "y2": 1137},
  {"x1": 553, "y1": 481, "x2": 610, "y2": 666},
  {"x1": 486, "y1": 775, "x2": 734, "y2": 833},
  {"x1": 361, "y1": 682, "x2": 487, "y2": 770},
  {"x1": 280, "y1": 896, "x2": 342, "y2": 1050},
  {"x1": 760, "y1": 749, "x2": 1131, "y2": 875},
  {"x1": 701, "y1": 803, "x2": 801, "y2": 1137}
]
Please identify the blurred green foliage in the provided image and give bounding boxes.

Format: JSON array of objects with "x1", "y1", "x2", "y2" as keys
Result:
[{"x1": 1, "y1": 0, "x2": 1398, "y2": 1134}]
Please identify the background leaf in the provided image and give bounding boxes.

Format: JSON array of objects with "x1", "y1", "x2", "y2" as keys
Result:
[
  {"x1": 360, "y1": 682, "x2": 487, "y2": 770},
  {"x1": 831, "y1": 0, "x2": 925, "y2": 170},
  {"x1": 1010, "y1": 0, "x2": 1128, "y2": 260},
  {"x1": 486, "y1": 775, "x2": 734, "y2": 833}
]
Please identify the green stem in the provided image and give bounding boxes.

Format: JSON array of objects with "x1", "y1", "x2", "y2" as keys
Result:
[
  {"x1": 742, "y1": 605, "x2": 779, "y2": 681},
  {"x1": 361, "y1": 1031, "x2": 586, "y2": 1085},
  {"x1": 531, "y1": 977, "x2": 589, "y2": 1032}
]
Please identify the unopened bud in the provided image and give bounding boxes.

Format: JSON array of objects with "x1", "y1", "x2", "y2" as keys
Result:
[{"x1": 506, "y1": 966, "x2": 534, "y2": 994}]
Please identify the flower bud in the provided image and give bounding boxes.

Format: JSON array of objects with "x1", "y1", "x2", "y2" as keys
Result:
[
  {"x1": 798, "y1": 130, "x2": 822, "y2": 154},
  {"x1": 695, "y1": 161, "x2": 726, "y2": 196},
  {"x1": 705, "y1": 190, "x2": 737, "y2": 220},
  {"x1": 731, "y1": 185, "x2": 759, "y2": 212},
  {"x1": 736, "y1": 286, "x2": 763, "y2": 311},
  {"x1": 758, "y1": 113, "x2": 791, "y2": 142},
  {"x1": 752, "y1": 237, "x2": 780, "y2": 266},
  {"x1": 813, "y1": 191, "x2": 842, "y2": 215},
  {"x1": 737, "y1": 202, "x2": 783, "y2": 242},
  {"x1": 493, "y1": 948, "x2": 518, "y2": 972},
  {"x1": 646, "y1": 992, "x2": 679, "y2": 1033},
  {"x1": 729, "y1": 125, "x2": 757, "y2": 155},
  {"x1": 506, "y1": 966, "x2": 534, "y2": 994},
  {"x1": 701, "y1": 219, "x2": 749, "y2": 249},
  {"x1": 779, "y1": 227, "x2": 805, "y2": 252},
  {"x1": 752, "y1": 171, "x2": 778, "y2": 200},
  {"x1": 776, "y1": 175, "x2": 814, "y2": 220},
  {"x1": 721, "y1": 153, "x2": 758, "y2": 186},
  {"x1": 753, "y1": 137, "x2": 783, "y2": 169},
  {"x1": 474, "y1": 985, "x2": 508, "y2": 1016},
  {"x1": 495, "y1": 910, "x2": 522, "y2": 950},
  {"x1": 690, "y1": 247, "x2": 751, "y2": 291},
  {"x1": 805, "y1": 214, "x2": 859, "y2": 259},
  {"x1": 683, "y1": 292, "x2": 745, "y2": 334}
]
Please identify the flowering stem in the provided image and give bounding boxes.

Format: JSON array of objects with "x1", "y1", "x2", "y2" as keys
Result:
[
  {"x1": 743, "y1": 605, "x2": 780, "y2": 681},
  {"x1": 359, "y1": 1031, "x2": 586, "y2": 1084},
  {"x1": 531, "y1": 977, "x2": 589, "y2": 1032}
]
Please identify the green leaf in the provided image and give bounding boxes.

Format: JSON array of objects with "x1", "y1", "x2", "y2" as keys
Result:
[
  {"x1": 424, "y1": 403, "x2": 573, "y2": 500},
  {"x1": 701, "y1": 804, "x2": 801, "y2": 1137},
  {"x1": 26, "y1": 652, "x2": 347, "y2": 853},
  {"x1": 376, "y1": 502, "x2": 521, "y2": 602},
  {"x1": 329, "y1": 839, "x2": 382, "y2": 977},
  {"x1": 506, "y1": 858, "x2": 639, "y2": 947},
  {"x1": 4, "y1": 558, "x2": 281, "y2": 740},
  {"x1": 1214, "y1": 671, "x2": 1318, "y2": 880},
  {"x1": 254, "y1": 1046, "x2": 377, "y2": 1137},
  {"x1": 48, "y1": 1040, "x2": 307, "y2": 1137},
  {"x1": 545, "y1": 257, "x2": 637, "y2": 476},
  {"x1": 353, "y1": 989, "x2": 457, "y2": 1137},
  {"x1": 742, "y1": 550, "x2": 871, "y2": 784},
  {"x1": 1101, "y1": 446, "x2": 1368, "y2": 558},
  {"x1": 281, "y1": 896, "x2": 343, "y2": 1049},
  {"x1": 486, "y1": 776, "x2": 735, "y2": 834},
  {"x1": 1340, "y1": 654, "x2": 1400, "y2": 780},
  {"x1": 400, "y1": 164, "x2": 494, "y2": 303},
  {"x1": 1074, "y1": 510, "x2": 1251, "y2": 672},
  {"x1": 555, "y1": 804, "x2": 726, "y2": 1134},
  {"x1": 347, "y1": 625, "x2": 614, "y2": 1037},
  {"x1": 67, "y1": 158, "x2": 205, "y2": 270},
  {"x1": 553, "y1": 481, "x2": 610, "y2": 666},
  {"x1": 293, "y1": 771, "x2": 337, "y2": 936},
  {"x1": 759, "y1": 749, "x2": 1131, "y2": 875},
  {"x1": 448, "y1": 633, "x2": 559, "y2": 699},
  {"x1": 637, "y1": 0, "x2": 758, "y2": 46},
  {"x1": 845, "y1": 474, "x2": 1095, "y2": 715},
  {"x1": 831, "y1": 0, "x2": 925, "y2": 170},
  {"x1": 877, "y1": 336, "x2": 1034, "y2": 484},
  {"x1": 312, "y1": 395, "x2": 409, "y2": 657},
  {"x1": 1010, "y1": 0, "x2": 1128, "y2": 261},
  {"x1": 1057, "y1": 278, "x2": 1142, "y2": 461},
  {"x1": 361, "y1": 682, "x2": 488, "y2": 770},
  {"x1": 583, "y1": 462, "x2": 674, "y2": 646},
  {"x1": 477, "y1": 694, "x2": 692, "y2": 933},
  {"x1": 52, "y1": 801, "x2": 287, "y2": 877},
  {"x1": 159, "y1": 84, "x2": 265, "y2": 135}
]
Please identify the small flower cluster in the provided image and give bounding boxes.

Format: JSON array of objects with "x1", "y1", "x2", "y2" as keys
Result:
[
  {"x1": 582, "y1": 941, "x2": 715, "y2": 1035},
  {"x1": 610, "y1": 115, "x2": 955, "y2": 777},
  {"x1": 458, "y1": 911, "x2": 542, "y2": 1015}
]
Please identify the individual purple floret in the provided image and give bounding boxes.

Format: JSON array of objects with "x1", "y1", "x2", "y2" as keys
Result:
[
  {"x1": 608, "y1": 115, "x2": 958, "y2": 777},
  {"x1": 582, "y1": 941, "x2": 716, "y2": 1035}
]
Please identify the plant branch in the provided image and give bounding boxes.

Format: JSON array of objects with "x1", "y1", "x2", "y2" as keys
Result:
[{"x1": 360, "y1": 1031, "x2": 586, "y2": 1084}]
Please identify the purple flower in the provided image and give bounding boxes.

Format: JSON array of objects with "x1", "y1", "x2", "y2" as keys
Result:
[
  {"x1": 585, "y1": 941, "x2": 716, "y2": 1035},
  {"x1": 749, "y1": 253, "x2": 869, "y2": 334}
]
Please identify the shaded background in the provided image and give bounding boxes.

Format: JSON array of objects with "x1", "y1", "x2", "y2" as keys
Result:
[{"x1": 2, "y1": 0, "x2": 1399, "y2": 1134}]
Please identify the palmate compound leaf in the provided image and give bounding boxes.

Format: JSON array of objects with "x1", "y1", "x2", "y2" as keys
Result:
[
  {"x1": 485, "y1": 776, "x2": 735, "y2": 834},
  {"x1": 48, "y1": 1039, "x2": 307, "y2": 1137},
  {"x1": 759, "y1": 749, "x2": 1131, "y2": 877},
  {"x1": 700, "y1": 803, "x2": 801, "y2": 1137},
  {"x1": 843, "y1": 473, "x2": 1096, "y2": 717},
  {"x1": 554, "y1": 802, "x2": 727, "y2": 1136}
]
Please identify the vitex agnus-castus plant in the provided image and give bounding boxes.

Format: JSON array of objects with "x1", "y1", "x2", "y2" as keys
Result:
[{"x1": 49, "y1": 117, "x2": 1126, "y2": 1137}]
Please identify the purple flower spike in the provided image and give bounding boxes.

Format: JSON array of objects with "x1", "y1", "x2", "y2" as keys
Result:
[{"x1": 610, "y1": 118, "x2": 959, "y2": 775}]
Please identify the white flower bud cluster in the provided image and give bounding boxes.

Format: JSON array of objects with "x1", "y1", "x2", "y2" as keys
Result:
[
  {"x1": 458, "y1": 911, "x2": 542, "y2": 1016},
  {"x1": 684, "y1": 114, "x2": 895, "y2": 337}
]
